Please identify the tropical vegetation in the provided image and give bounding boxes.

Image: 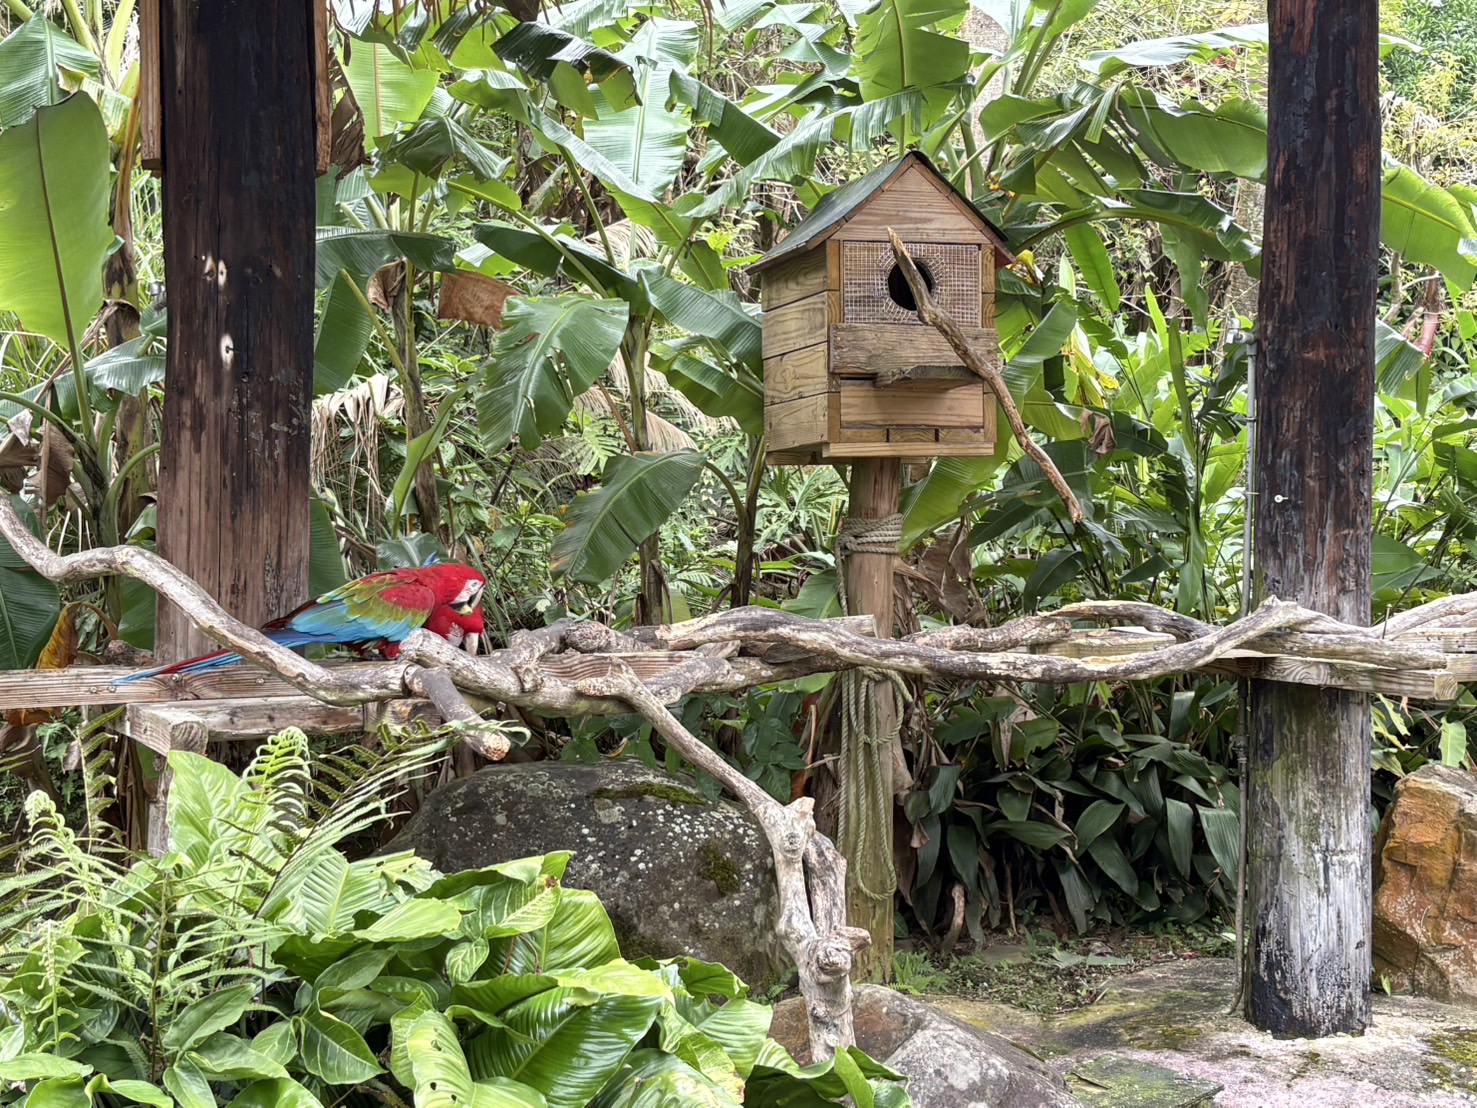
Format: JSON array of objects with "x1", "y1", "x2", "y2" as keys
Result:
[{"x1": 0, "y1": 0, "x2": 1474, "y2": 1045}]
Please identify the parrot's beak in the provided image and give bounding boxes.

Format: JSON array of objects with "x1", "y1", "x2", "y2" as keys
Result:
[
  {"x1": 463, "y1": 632, "x2": 481, "y2": 656},
  {"x1": 453, "y1": 600, "x2": 477, "y2": 615}
]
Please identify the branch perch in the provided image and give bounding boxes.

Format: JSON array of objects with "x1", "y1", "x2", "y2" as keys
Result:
[
  {"x1": 886, "y1": 228, "x2": 1084, "y2": 524},
  {"x1": 2, "y1": 491, "x2": 1472, "y2": 1055}
]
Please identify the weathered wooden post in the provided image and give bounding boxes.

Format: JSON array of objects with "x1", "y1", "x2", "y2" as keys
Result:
[
  {"x1": 1245, "y1": 0, "x2": 1379, "y2": 1035},
  {"x1": 752, "y1": 153, "x2": 1011, "y2": 979},
  {"x1": 146, "y1": 0, "x2": 324, "y2": 661}
]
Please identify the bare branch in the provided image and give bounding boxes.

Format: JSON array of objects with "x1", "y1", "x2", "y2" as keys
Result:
[{"x1": 886, "y1": 228, "x2": 1083, "y2": 524}]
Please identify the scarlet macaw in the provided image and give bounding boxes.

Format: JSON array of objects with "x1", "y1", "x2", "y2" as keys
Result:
[{"x1": 120, "y1": 563, "x2": 486, "y2": 682}]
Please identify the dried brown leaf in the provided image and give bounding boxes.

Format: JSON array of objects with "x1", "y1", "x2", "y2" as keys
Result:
[{"x1": 436, "y1": 270, "x2": 518, "y2": 327}]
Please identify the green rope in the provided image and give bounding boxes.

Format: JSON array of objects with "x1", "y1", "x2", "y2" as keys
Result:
[{"x1": 834, "y1": 513, "x2": 907, "y2": 906}]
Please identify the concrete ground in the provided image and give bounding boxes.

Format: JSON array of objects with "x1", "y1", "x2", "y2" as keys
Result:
[{"x1": 935, "y1": 958, "x2": 1477, "y2": 1107}]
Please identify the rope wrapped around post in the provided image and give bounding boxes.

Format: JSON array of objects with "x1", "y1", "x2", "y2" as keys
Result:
[{"x1": 834, "y1": 513, "x2": 908, "y2": 929}]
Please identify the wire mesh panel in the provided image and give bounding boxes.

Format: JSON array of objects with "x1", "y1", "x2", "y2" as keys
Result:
[{"x1": 841, "y1": 241, "x2": 982, "y2": 326}]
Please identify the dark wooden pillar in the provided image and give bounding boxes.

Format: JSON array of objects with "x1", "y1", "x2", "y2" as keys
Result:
[
  {"x1": 156, "y1": 0, "x2": 317, "y2": 659},
  {"x1": 1246, "y1": 0, "x2": 1379, "y2": 1037}
]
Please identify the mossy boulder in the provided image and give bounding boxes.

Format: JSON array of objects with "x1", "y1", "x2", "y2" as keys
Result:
[{"x1": 387, "y1": 759, "x2": 788, "y2": 990}]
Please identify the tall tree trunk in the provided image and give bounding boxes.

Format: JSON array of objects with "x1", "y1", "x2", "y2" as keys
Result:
[
  {"x1": 1245, "y1": 0, "x2": 1379, "y2": 1038},
  {"x1": 155, "y1": 0, "x2": 316, "y2": 661}
]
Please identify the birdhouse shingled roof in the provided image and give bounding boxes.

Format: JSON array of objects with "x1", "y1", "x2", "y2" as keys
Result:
[{"x1": 750, "y1": 151, "x2": 1015, "y2": 274}]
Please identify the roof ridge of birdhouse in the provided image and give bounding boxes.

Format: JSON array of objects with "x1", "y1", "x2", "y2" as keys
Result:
[{"x1": 751, "y1": 151, "x2": 1014, "y2": 274}]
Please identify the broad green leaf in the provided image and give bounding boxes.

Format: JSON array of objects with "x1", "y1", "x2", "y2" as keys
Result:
[
  {"x1": 297, "y1": 1009, "x2": 383, "y2": 1084},
  {"x1": 551, "y1": 451, "x2": 705, "y2": 585},
  {"x1": 309, "y1": 498, "x2": 348, "y2": 598},
  {"x1": 662, "y1": 351, "x2": 764, "y2": 435},
  {"x1": 1119, "y1": 90, "x2": 1267, "y2": 180},
  {"x1": 489, "y1": 888, "x2": 622, "y2": 976},
  {"x1": 1381, "y1": 160, "x2": 1477, "y2": 290},
  {"x1": 1073, "y1": 799, "x2": 1124, "y2": 852},
  {"x1": 902, "y1": 455, "x2": 1007, "y2": 546},
  {"x1": 385, "y1": 115, "x2": 506, "y2": 180},
  {"x1": 1376, "y1": 318, "x2": 1426, "y2": 393},
  {"x1": 494, "y1": 21, "x2": 635, "y2": 107},
  {"x1": 684, "y1": 998, "x2": 771, "y2": 1079},
  {"x1": 668, "y1": 71, "x2": 779, "y2": 165},
  {"x1": 1197, "y1": 805, "x2": 1240, "y2": 890},
  {"x1": 1083, "y1": 23, "x2": 1270, "y2": 77},
  {"x1": 0, "y1": 1055, "x2": 90, "y2": 1081},
  {"x1": 341, "y1": 42, "x2": 438, "y2": 145},
  {"x1": 521, "y1": 106, "x2": 694, "y2": 245},
  {"x1": 0, "y1": 497, "x2": 61, "y2": 669},
  {"x1": 161, "y1": 1059, "x2": 214, "y2": 1108},
  {"x1": 22, "y1": 1077, "x2": 90, "y2": 1108},
  {"x1": 642, "y1": 271, "x2": 761, "y2": 371},
  {"x1": 166, "y1": 751, "x2": 251, "y2": 867},
  {"x1": 451, "y1": 975, "x2": 562, "y2": 1021},
  {"x1": 990, "y1": 820, "x2": 1070, "y2": 850},
  {"x1": 1372, "y1": 534, "x2": 1439, "y2": 594},
  {"x1": 478, "y1": 295, "x2": 629, "y2": 451},
  {"x1": 83, "y1": 1075, "x2": 172, "y2": 1107},
  {"x1": 353, "y1": 896, "x2": 462, "y2": 942},
  {"x1": 1441, "y1": 721, "x2": 1468, "y2": 768},
  {"x1": 314, "y1": 271, "x2": 372, "y2": 394},
  {"x1": 1165, "y1": 797, "x2": 1193, "y2": 877},
  {"x1": 590, "y1": 1049, "x2": 740, "y2": 1107},
  {"x1": 84, "y1": 336, "x2": 166, "y2": 396},
  {"x1": 405, "y1": 1010, "x2": 549, "y2": 1108},
  {"x1": 315, "y1": 227, "x2": 458, "y2": 288},
  {"x1": 0, "y1": 17, "x2": 98, "y2": 127},
  {"x1": 1087, "y1": 835, "x2": 1139, "y2": 895},
  {"x1": 161, "y1": 984, "x2": 255, "y2": 1055},
  {"x1": 470, "y1": 222, "x2": 634, "y2": 298},
  {"x1": 0, "y1": 93, "x2": 113, "y2": 347},
  {"x1": 225, "y1": 1079, "x2": 327, "y2": 1108},
  {"x1": 466, "y1": 989, "x2": 663, "y2": 1103},
  {"x1": 585, "y1": 66, "x2": 689, "y2": 195},
  {"x1": 853, "y1": 0, "x2": 970, "y2": 102},
  {"x1": 1062, "y1": 224, "x2": 1120, "y2": 312},
  {"x1": 190, "y1": 1034, "x2": 289, "y2": 1081}
]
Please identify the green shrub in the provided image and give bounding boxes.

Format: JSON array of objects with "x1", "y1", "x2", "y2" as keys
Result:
[{"x1": 0, "y1": 729, "x2": 908, "y2": 1107}]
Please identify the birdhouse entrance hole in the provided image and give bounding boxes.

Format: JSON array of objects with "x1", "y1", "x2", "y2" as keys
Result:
[{"x1": 886, "y1": 261, "x2": 935, "y2": 312}]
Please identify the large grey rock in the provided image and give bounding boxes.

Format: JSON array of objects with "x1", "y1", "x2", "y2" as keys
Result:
[
  {"x1": 1374, "y1": 763, "x2": 1477, "y2": 1002},
  {"x1": 387, "y1": 760, "x2": 788, "y2": 990},
  {"x1": 770, "y1": 985, "x2": 1081, "y2": 1107}
]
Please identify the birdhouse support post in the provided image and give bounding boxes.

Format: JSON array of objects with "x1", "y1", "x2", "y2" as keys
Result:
[{"x1": 839, "y1": 458, "x2": 904, "y2": 983}]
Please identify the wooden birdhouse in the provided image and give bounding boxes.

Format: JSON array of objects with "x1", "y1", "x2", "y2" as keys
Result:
[{"x1": 753, "y1": 152, "x2": 1014, "y2": 464}]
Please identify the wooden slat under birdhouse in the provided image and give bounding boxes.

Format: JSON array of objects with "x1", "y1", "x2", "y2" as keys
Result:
[{"x1": 830, "y1": 324, "x2": 998, "y2": 381}]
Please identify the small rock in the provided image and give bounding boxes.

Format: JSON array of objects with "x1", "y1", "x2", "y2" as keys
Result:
[
  {"x1": 386, "y1": 760, "x2": 789, "y2": 990},
  {"x1": 1374, "y1": 763, "x2": 1477, "y2": 1002},
  {"x1": 770, "y1": 984, "x2": 1081, "y2": 1107}
]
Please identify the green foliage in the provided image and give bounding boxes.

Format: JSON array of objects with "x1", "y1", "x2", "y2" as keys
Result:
[{"x1": 0, "y1": 728, "x2": 909, "y2": 1107}]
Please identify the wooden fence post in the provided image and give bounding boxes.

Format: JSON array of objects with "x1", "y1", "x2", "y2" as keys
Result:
[
  {"x1": 154, "y1": 0, "x2": 317, "y2": 663},
  {"x1": 1246, "y1": 0, "x2": 1379, "y2": 1036}
]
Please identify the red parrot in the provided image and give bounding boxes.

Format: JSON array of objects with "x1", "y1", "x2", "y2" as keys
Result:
[{"x1": 120, "y1": 564, "x2": 486, "y2": 683}]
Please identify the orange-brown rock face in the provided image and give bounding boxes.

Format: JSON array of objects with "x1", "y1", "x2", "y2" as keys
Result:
[{"x1": 1373, "y1": 764, "x2": 1477, "y2": 1002}]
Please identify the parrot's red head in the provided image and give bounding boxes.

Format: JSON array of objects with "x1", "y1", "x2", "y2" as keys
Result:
[{"x1": 420, "y1": 564, "x2": 487, "y2": 615}]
